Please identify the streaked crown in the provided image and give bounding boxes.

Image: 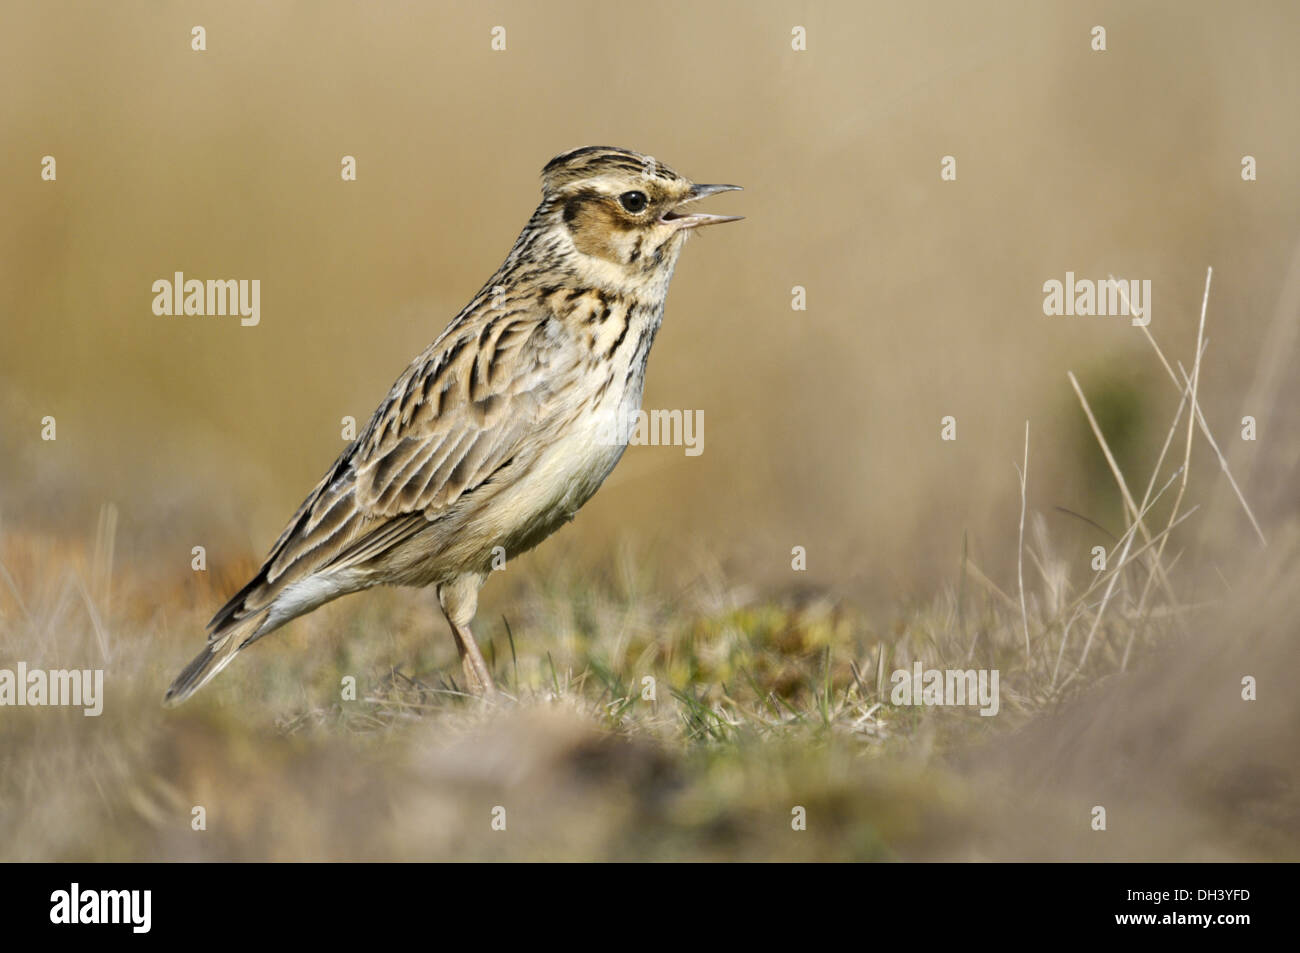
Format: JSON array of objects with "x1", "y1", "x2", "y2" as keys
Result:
[{"x1": 541, "y1": 146, "x2": 681, "y2": 195}]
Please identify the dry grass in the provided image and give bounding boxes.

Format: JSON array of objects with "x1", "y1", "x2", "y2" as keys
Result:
[{"x1": 2, "y1": 268, "x2": 1296, "y2": 861}]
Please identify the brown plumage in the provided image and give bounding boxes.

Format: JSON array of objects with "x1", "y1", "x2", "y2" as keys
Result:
[{"x1": 165, "y1": 146, "x2": 741, "y2": 704}]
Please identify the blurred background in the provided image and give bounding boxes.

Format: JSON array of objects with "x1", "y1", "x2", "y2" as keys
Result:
[
  {"x1": 1, "y1": 0, "x2": 1298, "y2": 861},
  {"x1": 3, "y1": 0, "x2": 1297, "y2": 593}
]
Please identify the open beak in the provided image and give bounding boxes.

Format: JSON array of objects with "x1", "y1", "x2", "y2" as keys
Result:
[{"x1": 660, "y1": 183, "x2": 744, "y2": 229}]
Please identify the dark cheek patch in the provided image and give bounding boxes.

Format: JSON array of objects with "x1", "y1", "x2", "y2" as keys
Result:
[{"x1": 568, "y1": 199, "x2": 635, "y2": 263}]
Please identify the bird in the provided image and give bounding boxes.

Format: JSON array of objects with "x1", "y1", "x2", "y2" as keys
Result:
[{"x1": 164, "y1": 146, "x2": 742, "y2": 704}]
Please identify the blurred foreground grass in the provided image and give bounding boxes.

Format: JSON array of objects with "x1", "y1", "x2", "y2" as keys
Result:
[{"x1": 2, "y1": 487, "x2": 1297, "y2": 861}]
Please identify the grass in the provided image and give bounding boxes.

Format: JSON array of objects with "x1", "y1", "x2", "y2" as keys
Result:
[{"x1": 1, "y1": 268, "x2": 1297, "y2": 861}]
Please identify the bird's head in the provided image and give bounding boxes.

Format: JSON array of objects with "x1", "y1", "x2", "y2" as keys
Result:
[{"x1": 537, "y1": 146, "x2": 742, "y2": 293}]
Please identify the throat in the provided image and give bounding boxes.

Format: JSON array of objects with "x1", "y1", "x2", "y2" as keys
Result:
[{"x1": 549, "y1": 288, "x2": 664, "y2": 370}]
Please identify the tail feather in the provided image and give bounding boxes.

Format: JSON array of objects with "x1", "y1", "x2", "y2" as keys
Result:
[{"x1": 163, "y1": 613, "x2": 266, "y2": 706}]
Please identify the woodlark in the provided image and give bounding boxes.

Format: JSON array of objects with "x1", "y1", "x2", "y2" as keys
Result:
[{"x1": 165, "y1": 146, "x2": 741, "y2": 704}]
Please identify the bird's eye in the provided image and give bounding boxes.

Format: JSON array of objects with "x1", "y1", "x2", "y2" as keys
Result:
[{"x1": 619, "y1": 191, "x2": 648, "y2": 213}]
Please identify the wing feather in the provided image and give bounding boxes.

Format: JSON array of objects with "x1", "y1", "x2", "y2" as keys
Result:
[
  {"x1": 205, "y1": 307, "x2": 574, "y2": 637},
  {"x1": 353, "y1": 316, "x2": 567, "y2": 519}
]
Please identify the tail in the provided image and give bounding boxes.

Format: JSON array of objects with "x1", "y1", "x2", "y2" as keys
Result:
[{"x1": 163, "y1": 612, "x2": 267, "y2": 706}]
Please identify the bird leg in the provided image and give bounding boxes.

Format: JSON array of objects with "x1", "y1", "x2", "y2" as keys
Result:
[
  {"x1": 437, "y1": 575, "x2": 494, "y2": 695},
  {"x1": 450, "y1": 619, "x2": 494, "y2": 694}
]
